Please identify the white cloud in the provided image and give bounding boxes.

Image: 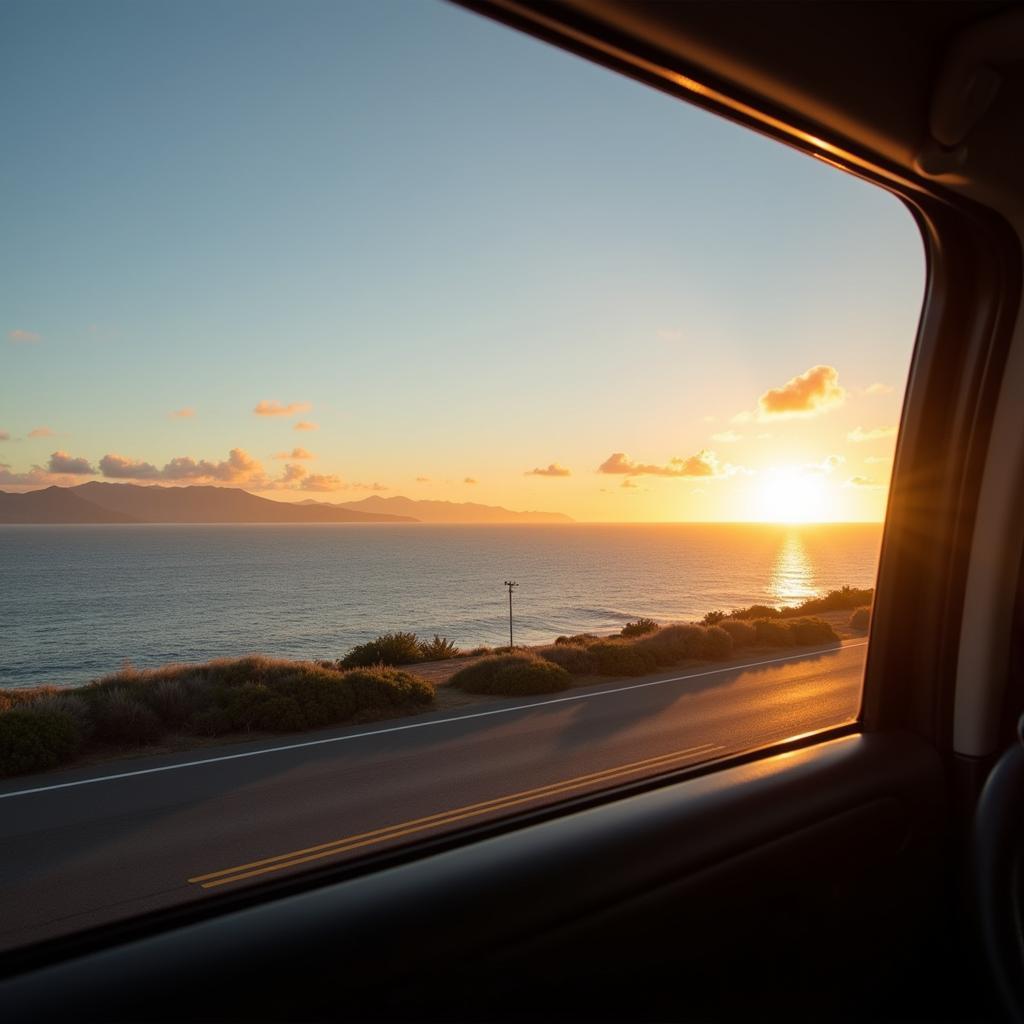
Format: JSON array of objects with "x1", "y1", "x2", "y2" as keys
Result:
[
  {"x1": 847, "y1": 425, "x2": 897, "y2": 443},
  {"x1": 253, "y1": 400, "x2": 312, "y2": 417}
]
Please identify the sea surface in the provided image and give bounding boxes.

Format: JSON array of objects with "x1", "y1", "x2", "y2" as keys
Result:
[{"x1": 1, "y1": 523, "x2": 883, "y2": 688}]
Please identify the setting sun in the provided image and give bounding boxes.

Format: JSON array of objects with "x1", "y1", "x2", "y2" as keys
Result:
[{"x1": 754, "y1": 467, "x2": 829, "y2": 522}]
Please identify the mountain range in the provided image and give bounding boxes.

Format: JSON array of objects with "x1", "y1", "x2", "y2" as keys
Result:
[{"x1": 0, "y1": 483, "x2": 572, "y2": 524}]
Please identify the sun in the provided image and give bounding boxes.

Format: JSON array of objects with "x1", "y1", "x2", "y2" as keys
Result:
[{"x1": 754, "y1": 467, "x2": 828, "y2": 523}]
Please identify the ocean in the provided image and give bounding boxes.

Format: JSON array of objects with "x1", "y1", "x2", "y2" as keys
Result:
[{"x1": 1, "y1": 522, "x2": 882, "y2": 688}]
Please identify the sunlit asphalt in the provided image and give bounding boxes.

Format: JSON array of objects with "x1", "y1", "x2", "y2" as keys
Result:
[{"x1": 0, "y1": 640, "x2": 865, "y2": 951}]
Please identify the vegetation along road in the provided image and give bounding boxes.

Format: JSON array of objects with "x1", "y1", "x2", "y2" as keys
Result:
[{"x1": 0, "y1": 640, "x2": 865, "y2": 952}]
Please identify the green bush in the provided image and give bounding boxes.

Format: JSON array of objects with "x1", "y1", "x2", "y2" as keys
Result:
[
  {"x1": 731, "y1": 604, "x2": 782, "y2": 621},
  {"x1": 636, "y1": 625, "x2": 706, "y2": 666},
  {"x1": 753, "y1": 619, "x2": 794, "y2": 647},
  {"x1": 588, "y1": 641, "x2": 658, "y2": 676},
  {"x1": 702, "y1": 610, "x2": 726, "y2": 626},
  {"x1": 620, "y1": 618, "x2": 659, "y2": 638},
  {"x1": 89, "y1": 688, "x2": 165, "y2": 745},
  {"x1": 341, "y1": 666, "x2": 435, "y2": 712},
  {"x1": 341, "y1": 632, "x2": 423, "y2": 668},
  {"x1": 786, "y1": 585, "x2": 873, "y2": 617},
  {"x1": 418, "y1": 635, "x2": 461, "y2": 661},
  {"x1": 0, "y1": 657, "x2": 437, "y2": 777},
  {"x1": 788, "y1": 617, "x2": 839, "y2": 644},
  {"x1": 536, "y1": 643, "x2": 596, "y2": 675},
  {"x1": 448, "y1": 655, "x2": 571, "y2": 695},
  {"x1": 141, "y1": 678, "x2": 200, "y2": 729},
  {"x1": 0, "y1": 707, "x2": 82, "y2": 777},
  {"x1": 850, "y1": 606, "x2": 871, "y2": 631},
  {"x1": 700, "y1": 625, "x2": 734, "y2": 660},
  {"x1": 719, "y1": 619, "x2": 757, "y2": 647},
  {"x1": 555, "y1": 633, "x2": 598, "y2": 647}
]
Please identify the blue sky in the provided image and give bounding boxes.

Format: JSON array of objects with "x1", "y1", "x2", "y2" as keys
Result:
[{"x1": 0, "y1": 0, "x2": 924, "y2": 520}]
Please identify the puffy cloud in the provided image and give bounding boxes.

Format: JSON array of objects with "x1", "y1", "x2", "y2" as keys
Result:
[
  {"x1": 301, "y1": 473, "x2": 344, "y2": 492},
  {"x1": 273, "y1": 447, "x2": 314, "y2": 460},
  {"x1": 351, "y1": 481, "x2": 388, "y2": 491},
  {"x1": 0, "y1": 463, "x2": 42, "y2": 485},
  {"x1": 28, "y1": 426, "x2": 54, "y2": 438},
  {"x1": 0, "y1": 432, "x2": 9, "y2": 442},
  {"x1": 864, "y1": 455, "x2": 891, "y2": 465},
  {"x1": 464, "y1": 477, "x2": 478, "y2": 484},
  {"x1": 48, "y1": 451, "x2": 95, "y2": 475},
  {"x1": 621, "y1": 479, "x2": 637, "y2": 489},
  {"x1": 755, "y1": 365, "x2": 845, "y2": 420},
  {"x1": 525, "y1": 463, "x2": 571, "y2": 477},
  {"x1": 0, "y1": 460, "x2": 98, "y2": 487},
  {"x1": 253, "y1": 400, "x2": 311, "y2": 417},
  {"x1": 101, "y1": 448, "x2": 267, "y2": 485},
  {"x1": 415, "y1": 476, "x2": 430, "y2": 483},
  {"x1": 9, "y1": 328, "x2": 40, "y2": 344},
  {"x1": 171, "y1": 407, "x2": 195, "y2": 419},
  {"x1": 710, "y1": 431, "x2": 742, "y2": 443},
  {"x1": 847, "y1": 425, "x2": 897, "y2": 443},
  {"x1": 864, "y1": 382, "x2": 894, "y2": 396},
  {"x1": 93, "y1": 446, "x2": 357, "y2": 493},
  {"x1": 805, "y1": 454, "x2": 844, "y2": 475},
  {"x1": 99, "y1": 454, "x2": 161, "y2": 480},
  {"x1": 294, "y1": 421, "x2": 318, "y2": 432},
  {"x1": 845, "y1": 476, "x2": 883, "y2": 489},
  {"x1": 598, "y1": 449, "x2": 734, "y2": 478}
]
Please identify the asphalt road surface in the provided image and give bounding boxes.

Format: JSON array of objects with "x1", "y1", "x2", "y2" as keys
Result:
[{"x1": 0, "y1": 640, "x2": 866, "y2": 951}]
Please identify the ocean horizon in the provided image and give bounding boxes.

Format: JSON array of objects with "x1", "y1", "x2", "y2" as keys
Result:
[{"x1": 1, "y1": 521, "x2": 883, "y2": 688}]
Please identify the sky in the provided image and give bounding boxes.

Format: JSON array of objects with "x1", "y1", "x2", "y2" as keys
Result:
[{"x1": 0, "y1": 0, "x2": 924, "y2": 522}]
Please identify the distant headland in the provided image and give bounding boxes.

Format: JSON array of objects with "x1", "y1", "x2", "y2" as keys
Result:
[{"x1": 0, "y1": 482, "x2": 574, "y2": 525}]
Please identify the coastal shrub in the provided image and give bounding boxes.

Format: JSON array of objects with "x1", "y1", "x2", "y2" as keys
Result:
[
  {"x1": 253, "y1": 694, "x2": 308, "y2": 732},
  {"x1": 418, "y1": 635, "x2": 461, "y2": 661},
  {"x1": 588, "y1": 641, "x2": 657, "y2": 677},
  {"x1": 26, "y1": 692, "x2": 94, "y2": 740},
  {"x1": 490, "y1": 661, "x2": 573, "y2": 695},
  {"x1": 700, "y1": 625, "x2": 734, "y2": 660},
  {"x1": 0, "y1": 707, "x2": 82, "y2": 777},
  {"x1": 463, "y1": 646, "x2": 493, "y2": 657},
  {"x1": 89, "y1": 688, "x2": 165, "y2": 745},
  {"x1": 0, "y1": 657, "x2": 437, "y2": 776},
  {"x1": 702, "y1": 610, "x2": 726, "y2": 626},
  {"x1": 141, "y1": 678, "x2": 199, "y2": 729},
  {"x1": 341, "y1": 633, "x2": 423, "y2": 668},
  {"x1": 786, "y1": 586, "x2": 873, "y2": 617},
  {"x1": 555, "y1": 633, "x2": 598, "y2": 647},
  {"x1": 636, "y1": 625, "x2": 706, "y2": 666},
  {"x1": 341, "y1": 667, "x2": 435, "y2": 712},
  {"x1": 731, "y1": 604, "x2": 782, "y2": 621},
  {"x1": 788, "y1": 617, "x2": 839, "y2": 645},
  {"x1": 753, "y1": 619, "x2": 795, "y2": 647},
  {"x1": 719, "y1": 619, "x2": 757, "y2": 648},
  {"x1": 449, "y1": 655, "x2": 571, "y2": 695},
  {"x1": 850, "y1": 606, "x2": 871, "y2": 631},
  {"x1": 723, "y1": 586, "x2": 874, "y2": 623},
  {"x1": 620, "y1": 618, "x2": 659, "y2": 638},
  {"x1": 536, "y1": 643, "x2": 596, "y2": 675}
]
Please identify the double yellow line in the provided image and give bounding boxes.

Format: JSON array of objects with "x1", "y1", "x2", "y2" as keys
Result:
[{"x1": 187, "y1": 743, "x2": 721, "y2": 889}]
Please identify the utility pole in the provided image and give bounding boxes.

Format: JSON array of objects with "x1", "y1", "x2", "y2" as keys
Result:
[{"x1": 504, "y1": 580, "x2": 518, "y2": 649}]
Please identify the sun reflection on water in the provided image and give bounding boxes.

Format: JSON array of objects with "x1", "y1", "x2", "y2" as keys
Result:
[{"x1": 768, "y1": 530, "x2": 820, "y2": 606}]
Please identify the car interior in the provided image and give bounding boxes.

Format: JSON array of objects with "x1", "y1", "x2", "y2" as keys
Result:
[{"x1": 4, "y1": 1, "x2": 1024, "y2": 1020}]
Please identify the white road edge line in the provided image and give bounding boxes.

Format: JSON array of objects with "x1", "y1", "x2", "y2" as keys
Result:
[{"x1": 0, "y1": 641, "x2": 868, "y2": 801}]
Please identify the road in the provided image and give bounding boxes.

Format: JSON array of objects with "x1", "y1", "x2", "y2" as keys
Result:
[{"x1": 0, "y1": 640, "x2": 866, "y2": 951}]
